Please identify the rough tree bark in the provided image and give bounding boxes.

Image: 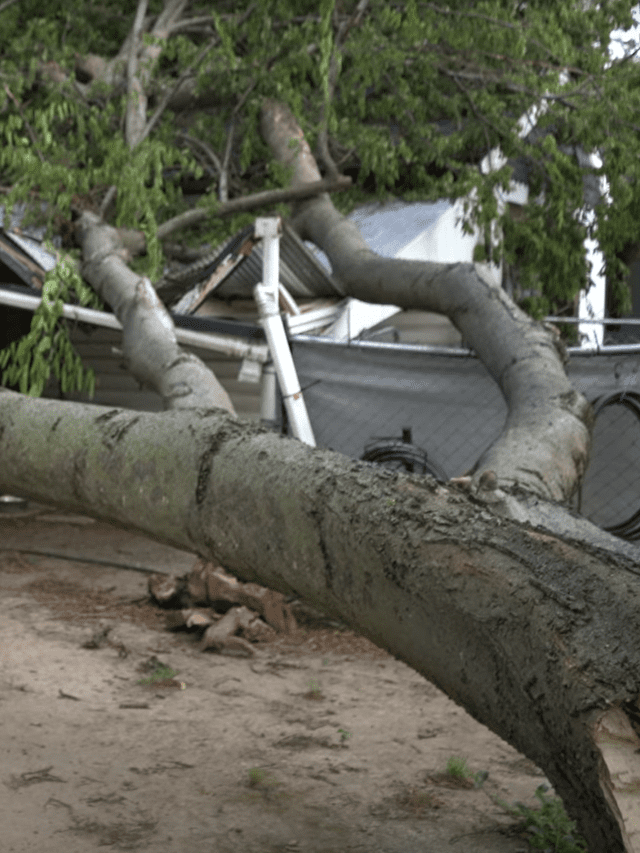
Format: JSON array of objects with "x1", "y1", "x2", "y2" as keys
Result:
[
  {"x1": 1, "y1": 5, "x2": 638, "y2": 842},
  {"x1": 259, "y1": 99, "x2": 593, "y2": 504},
  {"x1": 0, "y1": 392, "x2": 639, "y2": 852},
  {"x1": 77, "y1": 210, "x2": 235, "y2": 413}
]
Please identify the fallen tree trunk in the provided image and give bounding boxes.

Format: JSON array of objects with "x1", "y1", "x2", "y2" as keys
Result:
[{"x1": 0, "y1": 388, "x2": 638, "y2": 851}]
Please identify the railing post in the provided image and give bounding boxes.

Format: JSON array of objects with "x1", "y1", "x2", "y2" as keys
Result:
[{"x1": 254, "y1": 217, "x2": 316, "y2": 446}]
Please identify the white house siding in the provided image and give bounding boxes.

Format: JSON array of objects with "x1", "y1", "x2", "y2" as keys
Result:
[
  {"x1": 47, "y1": 324, "x2": 262, "y2": 419},
  {"x1": 373, "y1": 309, "x2": 462, "y2": 347}
]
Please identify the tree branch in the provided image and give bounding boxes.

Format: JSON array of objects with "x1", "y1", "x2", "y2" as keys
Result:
[
  {"x1": 124, "y1": 0, "x2": 188, "y2": 148},
  {"x1": 259, "y1": 98, "x2": 592, "y2": 502},
  {"x1": 0, "y1": 0, "x2": 19, "y2": 14},
  {"x1": 125, "y1": 0, "x2": 149, "y2": 149},
  {"x1": 155, "y1": 175, "x2": 352, "y2": 241},
  {"x1": 316, "y1": 0, "x2": 370, "y2": 179},
  {"x1": 77, "y1": 211, "x2": 235, "y2": 413},
  {"x1": 138, "y1": 37, "x2": 219, "y2": 146}
]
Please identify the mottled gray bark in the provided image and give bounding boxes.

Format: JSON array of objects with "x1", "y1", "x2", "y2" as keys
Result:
[
  {"x1": 0, "y1": 389, "x2": 638, "y2": 852},
  {"x1": 77, "y1": 211, "x2": 235, "y2": 413},
  {"x1": 260, "y1": 99, "x2": 593, "y2": 503}
]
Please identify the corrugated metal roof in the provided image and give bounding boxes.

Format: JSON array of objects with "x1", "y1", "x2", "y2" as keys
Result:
[{"x1": 213, "y1": 222, "x2": 342, "y2": 299}]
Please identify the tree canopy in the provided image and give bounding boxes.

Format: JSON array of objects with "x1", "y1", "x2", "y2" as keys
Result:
[{"x1": 1, "y1": 0, "x2": 639, "y2": 321}]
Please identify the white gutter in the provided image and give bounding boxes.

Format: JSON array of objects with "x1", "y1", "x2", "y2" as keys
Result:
[{"x1": 0, "y1": 286, "x2": 269, "y2": 363}]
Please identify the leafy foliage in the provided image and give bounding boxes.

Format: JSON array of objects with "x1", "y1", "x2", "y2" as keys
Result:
[
  {"x1": 511, "y1": 785, "x2": 588, "y2": 853},
  {"x1": 0, "y1": 0, "x2": 639, "y2": 392},
  {"x1": 0, "y1": 260, "x2": 103, "y2": 397}
]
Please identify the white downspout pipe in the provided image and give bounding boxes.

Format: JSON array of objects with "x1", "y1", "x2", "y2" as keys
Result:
[
  {"x1": 253, "y1": 217, "x2": 315, "y2": 446},
  {"x1": 259, "y1": 361, "x2": 278, "y2": 426}
]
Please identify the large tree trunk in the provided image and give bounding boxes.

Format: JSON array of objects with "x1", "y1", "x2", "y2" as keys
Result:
[{"x1": 0, "y1": 389, "x2": 638, "y2": 852}]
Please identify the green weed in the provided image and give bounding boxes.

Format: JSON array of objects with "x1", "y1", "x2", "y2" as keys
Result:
[
  {"x1": 445, "y1": 756, "x2": 488, "y2": 788},
  {"x1": 304, "y1": 678, "x2": 324, "y2": 700},
  {"x1": 508, "y1": 786, "x2": 588, "y2": 852},
  {"x1": 247, "y1": 767, "x2": 268, "y2": 788},
  {"x1": 446, "y1": 755, "x2": 471, "y2": 780},
  {"x1": 338, "y1": 728, "x2": 352, "y2": 745},
  {"x1": 137, "y1": 664, "x2": 178, "y2": 685}
]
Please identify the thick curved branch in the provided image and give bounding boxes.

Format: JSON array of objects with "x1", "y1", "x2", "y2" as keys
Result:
[
  {"x1": 260, "y1": 98, "x2": 592, "y2": 502},
  {"x1": 77, "y1": 211, "x2": 235, "y2": 413}
]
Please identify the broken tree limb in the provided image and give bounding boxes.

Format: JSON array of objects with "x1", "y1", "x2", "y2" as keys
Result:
[
  {"x1": 0, "y1": 390, "x2": 638, "y2": 851},
  {"x1": 189, "y1": 560, "x2": 297, "y2": 634},
  {"x1": 156, "y1": 175, "x2": 353, "y2": 240},
  {"x1": 112, "y1": 176, "x2": 353, "y2": 257},
  {"x1": 259, "y1": 98, "x2": 592, "y2": 503},
  {"x1": 199, "y1": 606, "x2": 256, "y2": 655},
  {"x1": 77, "y1": 210, "x2": 235, "y2": 413},
  {"x1": 149, "y1": 560, "x2": 297, "y2": 635}
]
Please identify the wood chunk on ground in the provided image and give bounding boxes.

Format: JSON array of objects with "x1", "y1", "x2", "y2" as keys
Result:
[
  {"x1": 200, "y1": 606, "x2": 256, "y2": 655},
  {"x1": 164, "y1": 609, "x2": 218, "y2": 630},
  {"x1": 148, "y1": 561, "x2": 294, "y2": 653},
  {"x1": 148, "y1": 573, "x2": 183, "y2": 605}
]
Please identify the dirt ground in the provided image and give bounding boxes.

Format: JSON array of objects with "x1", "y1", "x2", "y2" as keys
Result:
[{"x1": 0, "y1": 503, "x2": 550, "y2": 853}]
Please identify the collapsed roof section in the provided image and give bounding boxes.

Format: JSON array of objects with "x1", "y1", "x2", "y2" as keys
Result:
[
  {"x1": 157, "y1": 220, "x2": 343, "y2": 312},
  {"x1": 0, "y1": 206, "x2": 343, "y2": 311},
  {"x1": 0, "y1": 204, "x2": 59, "y2": 290}
]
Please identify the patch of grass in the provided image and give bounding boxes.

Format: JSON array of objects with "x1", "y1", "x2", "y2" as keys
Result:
[
  {"x1": 446, "y1": 755, "x2": 471, "y2": 781},
  {"x1": 507, "y1": 786, "x2": 588, "y2": 852},
  {"x1": 443, "y1": 756, "x2": 488, "y2": 789},
  {"x1": 244, "y1": 767, "x2": 284, "y2": 802},
  {"x1": 303, "y1": 678, "x2": 325, "y2": 700},
  {"x1": 337, "y1": 727, "x2": 351, "y2": 746},
  {"x1": 136, "y1": 664, "x2": 178, "y2": 685},
  {"x1": 247, "y1": 767, "x2": 269, "y2": 788}
]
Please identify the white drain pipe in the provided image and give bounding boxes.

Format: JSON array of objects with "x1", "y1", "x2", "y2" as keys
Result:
[{"x1": 253, "y1": 217, "x2": 315, "y2": 446}]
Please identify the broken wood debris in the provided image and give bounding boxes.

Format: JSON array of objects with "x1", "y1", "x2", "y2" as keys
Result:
[{"x1": 147, "y1": 560, "x2": 295, "y2": 656}]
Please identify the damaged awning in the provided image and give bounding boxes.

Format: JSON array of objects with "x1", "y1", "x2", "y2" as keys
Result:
[{"x1": 0, "y1": 208, "x2": 343, "y2": 343}]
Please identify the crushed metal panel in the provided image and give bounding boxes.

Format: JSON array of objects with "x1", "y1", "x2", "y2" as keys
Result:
[
  {"x1": 171, "y1": 249, "x2": 251, "y2": 314},
  {"x1": 4, "y1": 230, "x2": 58, "y2": 273},
  {"x1": 213, "y1": 223, "x2": 341, "y2": 300},
  {"x1": 0, "y1": 233, "x2": 47, "y2": 289},
  {"x1": 0, "y1": 203, "x2": 58, "y2": 290}
]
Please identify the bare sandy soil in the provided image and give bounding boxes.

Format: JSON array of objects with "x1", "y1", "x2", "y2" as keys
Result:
[{"x1": 0, "y1": 504, "x2": 549, "y2": 853}]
